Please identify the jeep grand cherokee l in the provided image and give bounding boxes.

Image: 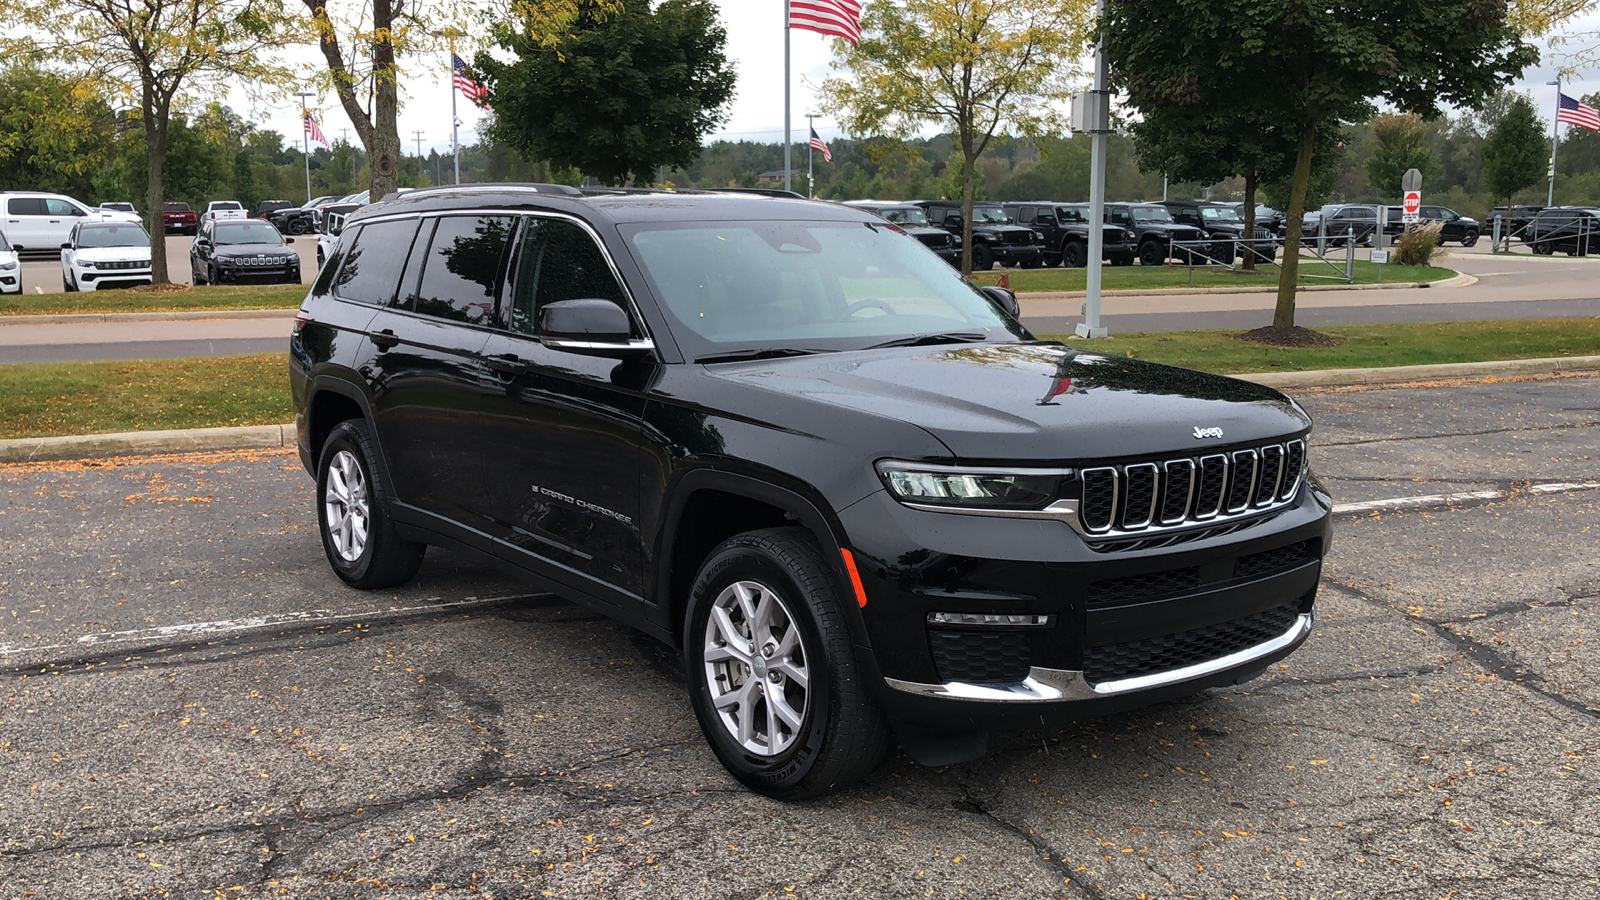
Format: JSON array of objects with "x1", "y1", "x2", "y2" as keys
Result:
[{"x1": 290, "y1": 185, "x2": 1332, "y2": 799}]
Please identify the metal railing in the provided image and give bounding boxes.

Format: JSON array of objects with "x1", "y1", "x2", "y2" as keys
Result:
[
  {"x1": 1162, "y1": 231, "x2": 1356, "y2": 284},
  {"x1": 1493, "y1": 215, "x2": 1594, "y2": 256}
]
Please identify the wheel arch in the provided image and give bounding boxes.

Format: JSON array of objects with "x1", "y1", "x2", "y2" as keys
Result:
[
  {"x1": 655, "y1": 469, "x2": 871, "y2": 653},
  {"x1": 305, "y1": 377, "x2": 375, "y2": 473}
]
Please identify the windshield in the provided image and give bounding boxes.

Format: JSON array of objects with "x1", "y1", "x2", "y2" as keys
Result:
[
  {"x1": 211, "y1": 202, "x2": 243, "y2": 211},
  {"x1": 0, "y1": 232, "x2": 10, "y2": 250},
  {"x1": 1131, "y1": 206, "x2": 1174, "y2": 223},
  {"x1": 874, "y1": 207, "x2": 929, "y2": 226},
  {"x1": 78, "y1": 225, "x2": 150, "y2": 248},
  {"x1": 165, "y1": 202, "x2": 190, "y2": 212},
  {"x1": 624, "y1": 220, "x2": 1025, "y2": 359},
  {"x1": 972, "y1": 207, "x2": 1008, "y2": 224},
  {"x1": 213, "y1": 222, "x2": 285, "y2": 245},
  {"x1": 1200, "y1": 207, "x2": 1242, "y2": 222}
]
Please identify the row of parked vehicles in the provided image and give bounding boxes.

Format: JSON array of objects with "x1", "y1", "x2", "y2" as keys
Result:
[{"x1": 843, "y1": 199, "x2": 1281, "y2": 270}]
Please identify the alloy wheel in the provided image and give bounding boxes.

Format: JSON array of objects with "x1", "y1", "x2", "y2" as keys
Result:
[
  {"x1": 323, "y1": 450, "x2": 371, "y2": 562},
  {"x1": 702, "y1": 580, "x2": 811, "y2": 757}
]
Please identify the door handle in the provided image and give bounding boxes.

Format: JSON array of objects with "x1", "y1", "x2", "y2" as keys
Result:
[
  {"x1": 370, "y1": 329, "x2": 401, "y2": 350},
  {"x1": 487, "y1": 353, "x2": 528, "y2": 375}
]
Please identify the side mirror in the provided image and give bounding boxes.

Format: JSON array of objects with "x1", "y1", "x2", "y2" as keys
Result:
[
  {"x1": 538, "y1": 298, "x2": 652, "y2": 356},
  {"x1": 283, "y1": 237, "x2": 295, "y2": 244},
  {"x1": 60, "y1": 242, "x2": 72, "y2": 250},
  {"x1": 981, "y1": 285, "x2": 1020, "y2": 318}
]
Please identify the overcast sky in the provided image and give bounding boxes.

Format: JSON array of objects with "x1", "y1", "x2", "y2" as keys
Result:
[{"x1": 250, "y1": 3, "x2": 1600, "y2": 160}]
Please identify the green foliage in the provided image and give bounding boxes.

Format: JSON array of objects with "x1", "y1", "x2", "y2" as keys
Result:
[
  {"x1": 1393, "y1": 221, "x2": 1444, "y2": 266},
  {"x1": 0, "y1": 64, "x2": 116, "y2": 198},
  {"x1": 479, "y1": 0, "x2": 736, "y2": 186},
  {"x1": 1482, "y1": 93, "x2": 1551, "y2": 210},
  {"x1": 1365, "y1": 113, "x2": 1440, "y2": 198}
]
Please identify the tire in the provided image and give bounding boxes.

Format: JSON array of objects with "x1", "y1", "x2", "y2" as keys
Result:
[
  {"x1": 207, "y1": 263, "x2": 218, "y2": 285},
  {"x1": 1461, "y1": 230, "x2": 1478, "y2": 248},
  {"x1": 63, "y1": 274, "x2": 76, "y2": 293},
  {"x1": 192, "y1": 264, "x2": 206, "y2": 286},
  {"x1": 316, "y1": 420, "x2": 426, "y2": 590},
  {"x1": 1534, "y1": 241, "x2": 1554, "y2": 256},
  {"x1": 317, "y1": 247, "x2": 326, "y2": 268},
  {"x1": 683, "y1": 527, "x2": 889, "y2": 800},
  {"x1": 1061, "y1": 241, "x2": 1086, "y2": 268},
  {"x1": 971, "y1": 244, "x2": 994, "y2": 271},
  {"x1": 1138, "y1": 241, "x2": 1167, "y2": 266},
  {"x1": 288, "y1": 219, "x2": 308, "y2": 236}
]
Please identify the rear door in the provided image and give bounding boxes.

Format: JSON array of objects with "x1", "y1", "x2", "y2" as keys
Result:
[
  {"x1": 475, "y1": 214, "x2": 652, "y2": 601},
  {"x1": 4, "y1": 197, "x2": 49, "y2": 249},
  {"x1": 361, "y1": 214, "x2": 514, "y2": 521}
]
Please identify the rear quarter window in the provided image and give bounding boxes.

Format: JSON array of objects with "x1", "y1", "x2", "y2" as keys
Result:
[{"x1": 331, "y1": 219, "x2": 422, "y2": 305}]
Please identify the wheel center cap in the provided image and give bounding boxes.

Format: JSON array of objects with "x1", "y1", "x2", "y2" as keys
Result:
[{"x1": 751, "y1": 654, "x2": 769, "y2": 679}]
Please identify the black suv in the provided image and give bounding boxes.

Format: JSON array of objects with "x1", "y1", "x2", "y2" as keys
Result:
[
  {"x1": 1523, "y1": 206, "x2": 1599, "y2": 255},
  {"x1": 1302, "y1": 204, "x2": 1380, "y2": 246},
  {"x1": 844, "y1": 201, "x2": 962, "y2": 267},
  {"x1": 1003, "y1": 202, "x2": 1134, "y2": 267},
  {"x1": 1490, "y1": 205, "x2": 1543, "y2": 240},
  {"x1": 1381, "y1": 205, "x2": 1479, "y2": 247},
  {"x1": 1102, "y1": 202, "x2": 1206, "y2": 265},
  {"x1": 916, "y1": 200, "x2": 1043, "y2": 270},
  {"x1": 1162, "y1": 201, "x2": 1278, "y2": 263},
  {"x1": 290, "y1": 185, "x2": 1331, "y2": 799},
  {"x1": 191, "y1": 218, "x2": 301, "y2": 285}
]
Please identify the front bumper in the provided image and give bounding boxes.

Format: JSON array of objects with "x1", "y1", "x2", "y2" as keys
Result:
[
  {"x1": 213, "y1": 261, "x2": 300, "y2": 284},
  {"x1": 0, "y1": 269, "x2": 18, "y2": 294},
  {"x1": 73, "y1": 264, "x2": 153, "y2": 291},
  {"x1": 838, "y1": 480, "x2": 1331, "y2": 730},
  {"x1": 991, "y1": 244, "x2": 1042, "y2": 265}
]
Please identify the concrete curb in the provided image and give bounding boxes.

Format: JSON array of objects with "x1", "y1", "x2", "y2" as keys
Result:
[
  {"x1": 3, "y1": 356, "x2": 1596, "y2": 464},
  {"x1": 1237, "y1": 354, "x2": 1600, "y2": 389},
  {"x1": 1017, "y1": 272, "x2": 1466, "y2": 301},
  {"x1": 0, "y1": 308, "x2": 298, "y2": 327},
  {"x1": 0, "y1": 423, "x2": 299, "y2": 464}
]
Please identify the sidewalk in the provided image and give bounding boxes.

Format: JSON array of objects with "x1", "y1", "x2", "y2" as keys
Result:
[{"x1": 3, "y1": 356, "x2": 1596, "y2": 464}]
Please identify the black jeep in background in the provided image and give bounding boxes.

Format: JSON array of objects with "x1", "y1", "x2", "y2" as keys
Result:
[
  {"x1": 844, "y1": 201, "x2": 962, "y2": 267},
  {"x1": 1162, "y1": 200, "x2": 1278, "y2": 263},
  {"x1": 1003, "y1": 202, "x2": 1134, "y2": 267},
  {"x1": 1102, "y1": 202, "x2": 1206, "y2": 265},
  {"x1": 1523, "y1": 206, "x2": 1600, "y2": 255},
  {"x1": 290, "y1": 184, "x2": 1329, "y2": 800},
  {"x1": 917, "y1": 200, "x2": 1043, "y2": 270}
]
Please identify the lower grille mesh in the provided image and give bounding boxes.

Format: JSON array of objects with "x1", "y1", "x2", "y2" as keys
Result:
[
  {"x1": 1083, "y1": 603, "x2": 1302, "y2": 683},
  {"x1": 1235, "y1": 539, "x2": 1320, "y2": 581},
  {"x1": 1086, "y1": 567, "x2": 1201, "y2": 606},
  {"x1": 929, "y1": 630, "x2": 1032, "y2": 684}
]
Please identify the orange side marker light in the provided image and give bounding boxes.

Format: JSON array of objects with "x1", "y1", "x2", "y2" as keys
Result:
[{"x1": 840, "y1": 548, "x2": 869, "y2": 608}]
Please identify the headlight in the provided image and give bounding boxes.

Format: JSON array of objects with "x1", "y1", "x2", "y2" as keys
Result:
[
  {"x1": 1, "y1": 260, "x2": 18, "y2": 270},
  {"x1": 876, "y1": 461, "x2": 1069, "y2": 511},
  {"x1": 1032, "y1": 231, "x2": 1043, "y2": 242}
]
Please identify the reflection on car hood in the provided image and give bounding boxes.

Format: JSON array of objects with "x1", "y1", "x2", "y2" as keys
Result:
[{"x1": 705, "y1": 343, "x2": 1310, "y2": 461}]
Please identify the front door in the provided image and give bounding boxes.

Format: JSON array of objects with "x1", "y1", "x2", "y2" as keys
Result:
[{"x1": 474, "y1": 215, "x2": 651, "y2": 602}]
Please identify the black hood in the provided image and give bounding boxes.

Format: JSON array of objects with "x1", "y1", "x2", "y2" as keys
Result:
[
  {"x1": 704, "y1": 343, "x2": 1309, "y2": 462},
  {"x1": 214, "y1": 243, "x2": 296, "y2": 260}
]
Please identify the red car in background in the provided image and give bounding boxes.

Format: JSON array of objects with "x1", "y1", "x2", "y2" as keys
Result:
[{"x1": 162, "y1": 201, "x2": 198, "y2": 235}]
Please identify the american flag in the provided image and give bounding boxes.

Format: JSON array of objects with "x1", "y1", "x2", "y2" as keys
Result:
[
  {"x1": 1557, "y1": 92, "x2": 1600, "y2": 131},
  {"x1": 452, "y1": 52, "x2": 489, "y2": 105},
  {"x1": 303, "y1": 112, "x2": 329, "y2": 148},
  {"x1": 809, "y1": 127, "x2": 832, "y2": 163},
  {"x1": 788, "y1": 0, "x2": 863, "y2": 45}
]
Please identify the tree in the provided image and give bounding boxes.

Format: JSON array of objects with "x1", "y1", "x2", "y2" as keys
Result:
[
  {"x1": 1104, "y1": 0, "x2": 1536, "y2": 338},
  {"x1": 1365, "y1": 113, "x2": 1439, "y2": 199},
  {"x1": 478, "y1": 0, "x2": 735, "y2": 186},
  {"x1": 0, "y1": 0, "x2": 291, "y2": 283},
  {"x1": 1482, "y1": 94, "x2": 1549, "y2": 248},
  {"x1": 821, "y1": 0, "x2": 1090, "y2": 275},
  {"x1": 0, "y1": 64, "x2": 118, "y2": 200}
]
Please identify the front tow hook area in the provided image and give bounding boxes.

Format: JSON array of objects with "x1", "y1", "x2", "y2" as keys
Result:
[{"x1": 892, "y1": 721, "x2": 989, "y2": 766}]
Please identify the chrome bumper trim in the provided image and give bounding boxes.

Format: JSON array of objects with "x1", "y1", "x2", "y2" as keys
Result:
[{"x1": 884, "y1": 612, "x2": 1312, "y2": 702}]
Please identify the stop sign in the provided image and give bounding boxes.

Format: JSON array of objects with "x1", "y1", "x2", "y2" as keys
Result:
[{"x1": 1403, "y1": 191, "x2": 1422, "y2": 215}]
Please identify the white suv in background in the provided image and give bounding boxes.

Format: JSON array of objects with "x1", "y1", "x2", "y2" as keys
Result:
[
  {"x1": 1, "y1": 192, "x2": 140, "y2": 252},
  {"x1": 204, "y1": 200, "x2": 248, "y2": 223},
  {"x1": 60, "y1": 221, "x2": 153, "y2": 292}
]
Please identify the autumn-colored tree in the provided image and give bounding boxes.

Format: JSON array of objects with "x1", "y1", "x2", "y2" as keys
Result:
[
  {"x1": 0, "y1": 64, "x2": 118, "y2": 200},
  {"x1": 300, "y1": 1, "x2": 622, "y2": 203},
  {"x1": 0, "y1": 0, "x2": 292, "y2": 283},
  {"x1": 1365, "y1": 113, "x2": 1440, "y2": 200},
  {"x1": 820, "y1": 0, "x2": 1091, "y2": 275}
]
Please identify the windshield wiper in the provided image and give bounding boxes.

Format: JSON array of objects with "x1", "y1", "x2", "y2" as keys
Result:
[
  {"x1": 864, "y1": 331, "x2": 988, "y2": 350},
  {"x1": 696, "y1": 347, "x2": 826, "y2": 364}
]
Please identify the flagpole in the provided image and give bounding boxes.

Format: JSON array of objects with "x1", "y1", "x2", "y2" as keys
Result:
[
  {"x1": 806, "y1": 114, "x2": 818, "y2": 199},
  {"x1": 1549, "y1": 79, "x2": 1561, "y2": 207},
  {"x1": 296, "y1": 91, "x2": 315, "y2": 203},
  {"x1": 452, "y1": 54, "x2": 461, "y2": 186},
  {"x1": 784, "y1": 7, "x2": 792, "y2": 195}
]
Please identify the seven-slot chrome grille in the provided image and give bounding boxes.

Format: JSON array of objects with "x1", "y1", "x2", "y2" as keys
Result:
[{"x1": 1077, "y1": 439, "x2": 1305, "y2": 538}]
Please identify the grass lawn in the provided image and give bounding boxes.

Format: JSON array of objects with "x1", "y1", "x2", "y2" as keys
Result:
[
  {"x1": 1037, "y1": 318, "x2": 1600, "y2": 375},
  {"x1": 0, "y1": 354, "x2": 291, "y2": 440},
  {"x1": 975, "y1": 259, "x2": 1457, "y2": 293},
  {"x1": 0, "y1": 284, "x2": 307, "y2": 316}
]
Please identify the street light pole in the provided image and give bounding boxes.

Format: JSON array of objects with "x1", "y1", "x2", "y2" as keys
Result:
[
  {"x1": 295, "y1": 91, "x2": 316, "y2": 203},
  {"x1": 1077, "y1": 0, "x2": 1110, "y2": 340}
]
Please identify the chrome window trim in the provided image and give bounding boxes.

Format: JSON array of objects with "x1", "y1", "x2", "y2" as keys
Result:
[{"x1": 884, "y1": 612, "x2": 1312, "y2": 702}]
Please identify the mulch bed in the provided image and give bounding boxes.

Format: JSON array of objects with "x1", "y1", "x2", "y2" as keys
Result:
[
  {"x1": 127, "y1": 283, "x2": 193, "y2": 294},
  {"x1": 1235, "y1": 325, "x2": 1339, "y2": 347}
]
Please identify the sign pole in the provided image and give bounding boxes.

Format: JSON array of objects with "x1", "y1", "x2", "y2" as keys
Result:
[
  {"x1": 783, "y1": 10, "x2": 792, "y2": 195},
  {"x1": 1076, "y1": 0, "x2": 1109, "y2": 340}
]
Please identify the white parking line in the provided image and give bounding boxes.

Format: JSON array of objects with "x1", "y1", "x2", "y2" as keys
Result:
[
  {"x1": 1332, "y1": 481, "x2": 1600, "y2": 515},
  {"x1": 0, "y1": 594, "x2": 528, "y2": 658}
]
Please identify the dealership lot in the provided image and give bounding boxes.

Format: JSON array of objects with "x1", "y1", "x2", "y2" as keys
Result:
[
  {"x1": 12, "y1": 234, "x2": 318, "y2": 293},
  {"x1": 1, "y1": 375, "x2": 1596, "y2": 898}
]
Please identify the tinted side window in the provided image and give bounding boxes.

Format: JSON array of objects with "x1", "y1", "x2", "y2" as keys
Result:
[
  {"x1": 412, "y1": 215, "x2": 516, "y2": 325},
  {"x1": 7, "y1": 198, "x2": 48, "y2": 216},
  {"x1": 927, "y1": 208, "x2": 945, "y2": 225},
  {"x1": 509, "y1": 218, "x2": 628, "y2": 336},
  {"x1": 1110, "y1": 208, "x2": 1131, "y2": 225},
  {"x1": 332, "y1": 219, "x2": 421, "y2": 305}
]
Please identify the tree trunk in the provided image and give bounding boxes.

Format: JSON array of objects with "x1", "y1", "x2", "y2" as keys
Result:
[
  {"x1": 369, "y1": 0, "x2": 400, "y2": 201},
  {"x1": 1273, "y1": 123, "x2": 1318, "y2": 330},
  {"x1": 1241, "y1": 173, "x2": 1258, "y2": 272},
  {"x1": 142, "y1": 104, "x2": 170, "y2": 285},
  {"x1": 960, "y1": 130, "x2": 976, "y2": 277}
]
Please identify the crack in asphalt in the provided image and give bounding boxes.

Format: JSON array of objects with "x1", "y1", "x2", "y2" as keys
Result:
[
  {"x1": 951, "y1": 780, "x2": 1108, "y2": 900},
  {"x1": 1326, "y1": 582, "x2": 1600, "y2": 722}
]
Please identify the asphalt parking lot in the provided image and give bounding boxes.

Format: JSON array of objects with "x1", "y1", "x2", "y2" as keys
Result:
[{"x1": 1, "y1": 374, "x2": 1597, "y2": 898}]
